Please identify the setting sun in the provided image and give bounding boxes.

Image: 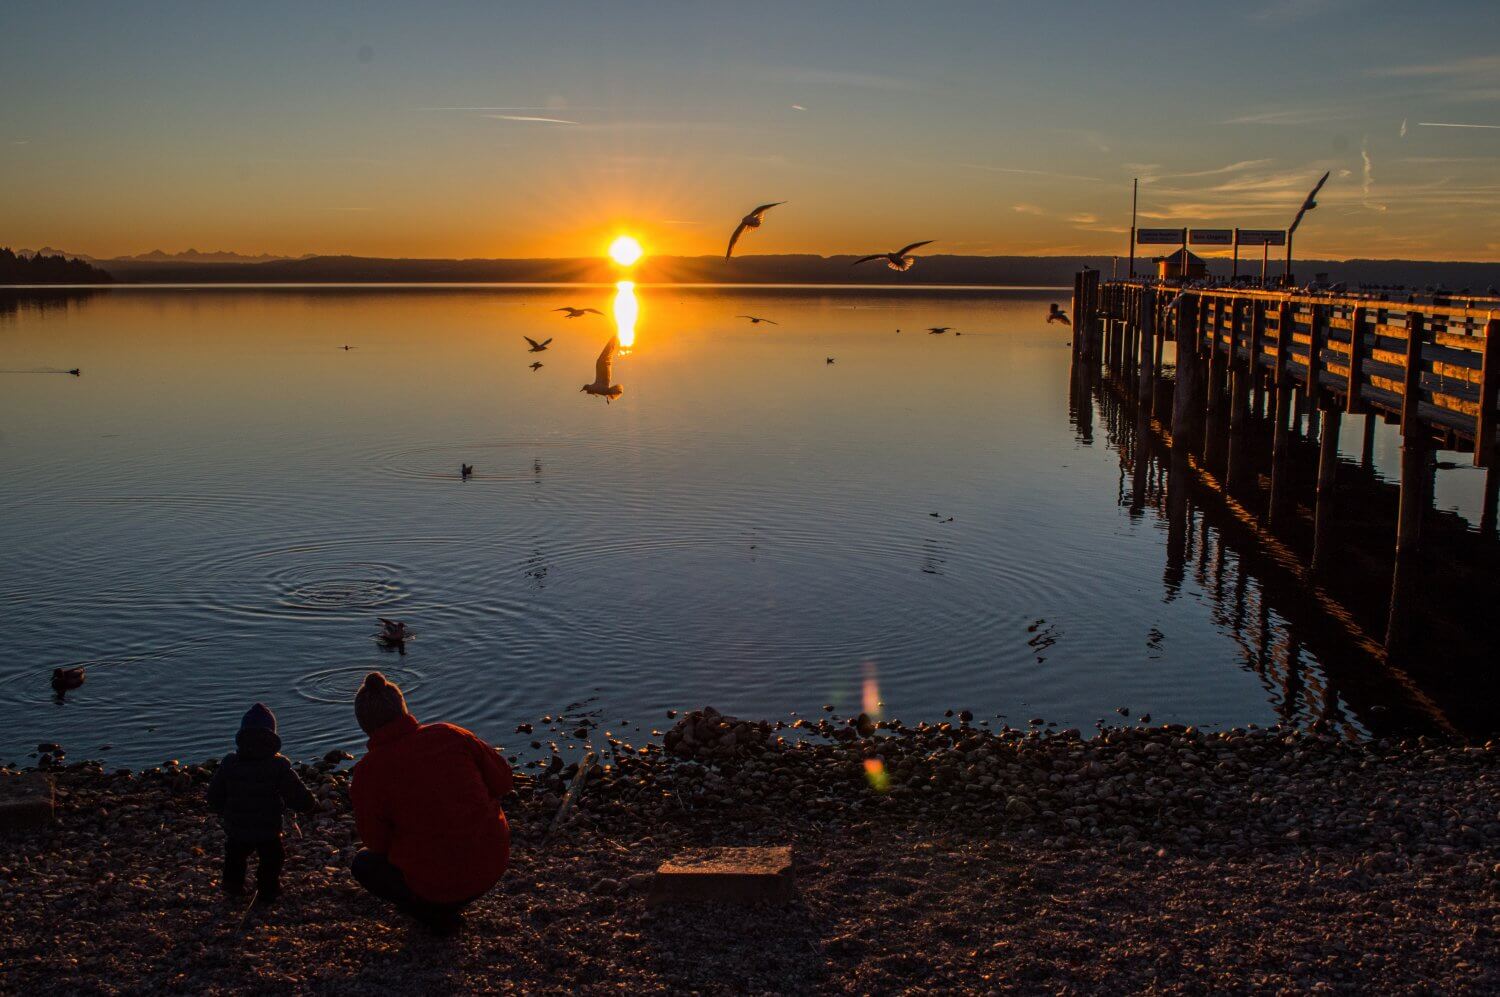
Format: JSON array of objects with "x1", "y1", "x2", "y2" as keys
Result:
[{"x1": 608, "y1": 235, "x2": 643, "y2": 267}]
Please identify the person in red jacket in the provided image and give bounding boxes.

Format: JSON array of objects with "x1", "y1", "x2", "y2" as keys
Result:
[{"x1": 349, "y1": 671, "x2": 513, "y2": 933}]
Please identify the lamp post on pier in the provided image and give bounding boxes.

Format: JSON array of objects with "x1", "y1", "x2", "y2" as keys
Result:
[{"x1": 1284, "y1": 171, "x2": 1330, "y2": 287}]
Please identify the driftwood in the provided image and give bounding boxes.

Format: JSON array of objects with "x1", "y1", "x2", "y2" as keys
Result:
[{"x1": 546, "y1": 750, "x2": 596, "y2": 839}]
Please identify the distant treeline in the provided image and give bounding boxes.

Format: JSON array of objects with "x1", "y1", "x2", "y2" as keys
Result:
[{"x1": 0, "y1": 247, "x2": 113, "y2": 284}]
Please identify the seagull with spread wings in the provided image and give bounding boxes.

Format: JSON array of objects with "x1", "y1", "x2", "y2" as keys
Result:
[
  {"x1": 1046, "y1": 304, "x2": 1071, "y2": 326},
  {"x1": 926, "y1": 326, "x2": 952, "y2": 335},
  {"x1": 737, "y1": 315, "x2": 779, "y2": 325},
  {"x1": 581, "y1": 335, "x2": 624, "y2": 403},
  {"x1": 553, "y1": 307, "x2": 603, "y2": 318},
  {"x1": 523, "y1": 335, "x2": 553, "y2": 352},
  {"x1": 725, "y1": 202, "x2": 785, "y2": 259},
  {"x1": 852, "y1": 240, "x2": 934, "y2": 272}
]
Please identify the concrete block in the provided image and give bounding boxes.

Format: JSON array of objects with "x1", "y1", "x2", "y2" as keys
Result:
[{"x1": 648, "y1": 845, "x2": 794, "y2": 906}]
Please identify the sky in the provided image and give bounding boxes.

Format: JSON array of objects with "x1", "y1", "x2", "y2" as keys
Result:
[{"x1": 2, "y1": 0, "x2": 1499, "y2": 262}]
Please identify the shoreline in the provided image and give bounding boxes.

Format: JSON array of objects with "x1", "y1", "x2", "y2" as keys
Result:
[{"x1": 3, "y1": 711, "x2": 1498, "y2": 993}]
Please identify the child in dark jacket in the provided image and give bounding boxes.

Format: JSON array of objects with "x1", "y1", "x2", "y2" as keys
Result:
[{"x1": 206, "y1": 703, "x2": 318, "y2": 903}]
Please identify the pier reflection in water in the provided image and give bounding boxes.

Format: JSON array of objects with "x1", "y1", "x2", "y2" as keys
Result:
[{"x1": 1071, "y1": 344, "x2": 1498, "y2": 742}]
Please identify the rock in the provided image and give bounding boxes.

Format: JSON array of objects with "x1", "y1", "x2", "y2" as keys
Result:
[
  {"x1": 1005, "y1": 797, "x2": 1035, "y2": 819},
  {"x1": 959, "y1": 710, "x2": 973, "y2": 723},
  {"x1": 516, "y1": 723, "x2": 533, "y2": 734},
  {"x1": 648, "y1": 845, "x2": 796, "y2": 906},
  {"x1": 856, "y1": 713, "x2": 877, "y2": 737},
  {"x1": 322, "y1": 750, "x2": 353, "y2": 765},
  {"x1": 593, "y1": 877, "x2": 621, "y2": 895}
]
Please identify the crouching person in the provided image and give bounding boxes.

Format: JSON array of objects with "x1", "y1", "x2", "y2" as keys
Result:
[
  {"x1": 349, "y1": 672, "x2": 513, "y2": 934},
  {"x1": 206, "y1": 703, "x2": 318, "y2": 905}
]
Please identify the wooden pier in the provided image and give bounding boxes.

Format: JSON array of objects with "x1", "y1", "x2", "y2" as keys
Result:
[{"x1": 1071, "y1": 271, "x2": 1499, "y2": 658}]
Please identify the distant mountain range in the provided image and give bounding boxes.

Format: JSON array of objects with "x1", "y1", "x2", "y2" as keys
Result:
[
  {"x1": 82, "y1": 253, "x2": 1500, "y2": 290},
  {"x1": 16, "y1": 247, "x2": 308, "y2": 264},
  {"x1": 6, "y1": 249, "x2": 1498, "y2": 289}
]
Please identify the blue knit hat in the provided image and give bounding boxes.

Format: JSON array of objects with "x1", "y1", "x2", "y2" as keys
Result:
[{"x1": 240, "y1": 702, "x2": 277, "y2": 733}]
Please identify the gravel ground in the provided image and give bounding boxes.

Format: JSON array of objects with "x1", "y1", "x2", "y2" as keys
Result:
[{"x1": 3, "y1": 713, "x2": 1498, "y2": 994}]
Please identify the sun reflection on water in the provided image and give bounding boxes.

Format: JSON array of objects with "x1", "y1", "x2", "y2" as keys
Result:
[{"x1": 613, "y1": 280, "x2": 638, "y2": 350}]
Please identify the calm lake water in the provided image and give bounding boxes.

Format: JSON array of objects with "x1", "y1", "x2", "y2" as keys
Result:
[{"x1": 1, "y1": 285, "x2": 1488, "y2": 767}]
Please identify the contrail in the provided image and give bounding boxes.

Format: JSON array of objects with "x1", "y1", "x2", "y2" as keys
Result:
[{"x1": 1417, "y1": 121, "x2": 1500, "y2": 130}]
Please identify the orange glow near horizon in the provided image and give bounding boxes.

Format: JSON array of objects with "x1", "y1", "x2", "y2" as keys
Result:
[{"x1": 613, "y1": 280, "x2": 638, "y2": 349}]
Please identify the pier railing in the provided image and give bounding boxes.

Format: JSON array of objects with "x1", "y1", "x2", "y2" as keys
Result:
[{"x1": 1070, "y1": 270, "x2": 1498, "y2": 658}]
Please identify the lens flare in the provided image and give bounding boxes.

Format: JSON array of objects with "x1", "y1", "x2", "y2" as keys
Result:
[
  {"x1": 863, "y1": 758, "x2": 890, "y2": 793},
  {"x1": 609, "y1": 235, "x2": 643, "y2": 267},
  {"x1": 613, "y1": 280, "x2": 637, "y2": 349},
  {"x1": 862, "y1": 661, "x2": 882, "y2": 720}
]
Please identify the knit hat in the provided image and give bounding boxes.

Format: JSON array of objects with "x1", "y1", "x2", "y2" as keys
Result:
[
  {"x1": 355, "y1": 672, "x2": 409, "y2": 734},
  {"x1": 240, "y1": 702, "x2": 277, "y2": 733}
]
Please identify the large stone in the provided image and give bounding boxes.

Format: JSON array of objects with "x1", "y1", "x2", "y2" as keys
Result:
[
  {"x1": 648, "y1": 845, "x2": 795, "y2": 906},
  {"x1": 0, "y1": 773, "x2": 55, "y2": 832}
]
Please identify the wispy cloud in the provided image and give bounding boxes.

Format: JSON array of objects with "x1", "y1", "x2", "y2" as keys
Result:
[
  {"x1": 1417, "y1": 121, "x2": 1500, "y2": 130},
  {"x1": 791, "y1": 104, "x2": 806, "y2": 111},
  {"x1": 747, "y1": 65, "x2": 923, "y2": 92},
  {"x1": 959, "y1": 163, "x2": 1104, "y2": 183},
  {"x1": 1159, "y1": 159, "x2": 1274, "y2": 180},
  {"x1": 1068, "y1": 213, "x2": 1099, "y2": 225},
  {"x1": 1223, "y1": 106, "x2": 1348, "y2": 126},
  {"x1": 1361, "y1": 136, "x2": 1386, "y2": 212},
  {"x1": 1400, "y1": 118, "x2": 1408, "y2": 138},
  {"x1": 1012, "y1": 204, "x2": 1045, "y2": 215},
  {"x1": 1375, "y1": 54, "x2": 1500, "y2": 80},
  {"x1": 484, "y1": 114, "x2": 578, "y2": 125}
]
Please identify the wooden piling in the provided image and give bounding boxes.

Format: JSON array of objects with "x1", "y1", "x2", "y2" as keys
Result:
[
  {"x1": 1136, "y1": 286, "x2": 1154, "y2": 405},
  {"x1": 1268, "y1": 303, "x2": 1295, "y2": 528},
  {"x1": 1479, "y1": 317, "x2": 1500, "y2": 538},
  {"x1": 1311, "y1": 402, "x2": 1342, "y2": 573},
  {"x1": 1385, "y1": 311, "x2": 1430, "y2": 654}
]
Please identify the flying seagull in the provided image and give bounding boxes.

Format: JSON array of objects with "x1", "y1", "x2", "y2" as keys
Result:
[
  {"x1": 826, "y1": 356, "x2": 835, "y2": 365},
  {"x1": 553, "y1": 307, "x2": 603, "y2": 318},
  {"x1": 926, "y1": 326, "x2": 952, "y2": 335},
  {"x1": 524, "y1": 335, "x2": 554, "y2": 352},
  {"x1": 737, "y1": 315, "x2": 779, "y2": 325},
  {"x1": 529, "y1": 361, "x2": 544, "y2": 371},
  {"x1": 1046, "y1": 304, "x2": 1071, "y2": 326},
  {"x1": 852, "y1": 240, "x2": 934, "y2": 272},
  {"x1": 581, "y1": 335, "x2": 623, "y2": 402},
  {"x1": 725, "y1": 202, "x2": 785, "y2": 259}
]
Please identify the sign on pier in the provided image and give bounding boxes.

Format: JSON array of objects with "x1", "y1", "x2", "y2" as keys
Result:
[
  {"x1": 1136, "y1": 228, "x2": 1186, "y2": 245},
  {"x1": 1188, "y1": 229, "x2": 1233, "y2": 245},
  {"x1": 1236, "y1": 229, "x2": 1286, "y2": 246}
]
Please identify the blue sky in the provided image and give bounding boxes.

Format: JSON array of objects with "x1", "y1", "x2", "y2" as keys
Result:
[{"x1": 2, "y1": 0, "x2": 1498, "y2": 259}]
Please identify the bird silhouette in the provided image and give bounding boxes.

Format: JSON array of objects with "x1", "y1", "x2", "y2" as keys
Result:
[
  {"x1": 51, "y1": 667, "x2": 85, "y2": 693},
  {"x1": 341, "y1": 345, "x2": 354, "y2": 351},
  {"x1": 524, "y1": 335, "x2": 554, "y2": 352},
  {"x1": 581, "y1": 335, "x2": 623, "y2": 402},
  {"x1": 377, "y1": 618, "x2": 410, "y2": 644},
  {"x1": 461, "y1": 464, "x2": 473, "y2": 478},
  {"x1": 1046, "y1": 304, "x2": 1071, "y2": 326},
  {"x1": 67, "y1": 368, "x2": 81, "y2": 376},
  {"x1": 737, "y1": 315, "x2": 778, "y2": 325},
  {"x1": 553, "y1": 307, "x2": 603, "y2": 319},
  {"x1": 825, "y1": 356, "x2": 835, "y2": 365},
  {"x1": 725, "y1": 202, "x2": 785, "y2": 259},
  {"x1": 529, "y1": 361, "x2": 544, "y2": 371},
  {"x1": 852, "y1": 240, "x2": 934, "y2": 272},
  {"x1": 926, "y1": 326, "x2": 952, "y2": 335}
]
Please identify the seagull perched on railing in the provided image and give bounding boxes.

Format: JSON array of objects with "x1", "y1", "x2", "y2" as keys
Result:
[
  {"x1": 581, "y1": 335, "x2": 623, "y2": 402},
  {"x1": 1047, "y1": 304, "x2": 1070, "y2": 326},
  {"x1": 553, "y1": 307, "x2": 602, "y2": 319},
  {"x1": 725, "y1": 202, "x2": 785, "y2": 259},
  {"x1": 852, "y1": 240, "x2": 934, "y2": 272},
  {"x1": 523, "y1": 336, "x2": 553, "y2": 352}
]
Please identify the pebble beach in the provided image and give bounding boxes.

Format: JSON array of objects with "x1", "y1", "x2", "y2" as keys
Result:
[{"x1": 3, "y1": 709, "x2": 1498, "y2": 994}]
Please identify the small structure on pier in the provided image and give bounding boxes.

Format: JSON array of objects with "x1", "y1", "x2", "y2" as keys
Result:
[{"x1": 1157, "y1": 248, "x2": 1208, "y2": 281}]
